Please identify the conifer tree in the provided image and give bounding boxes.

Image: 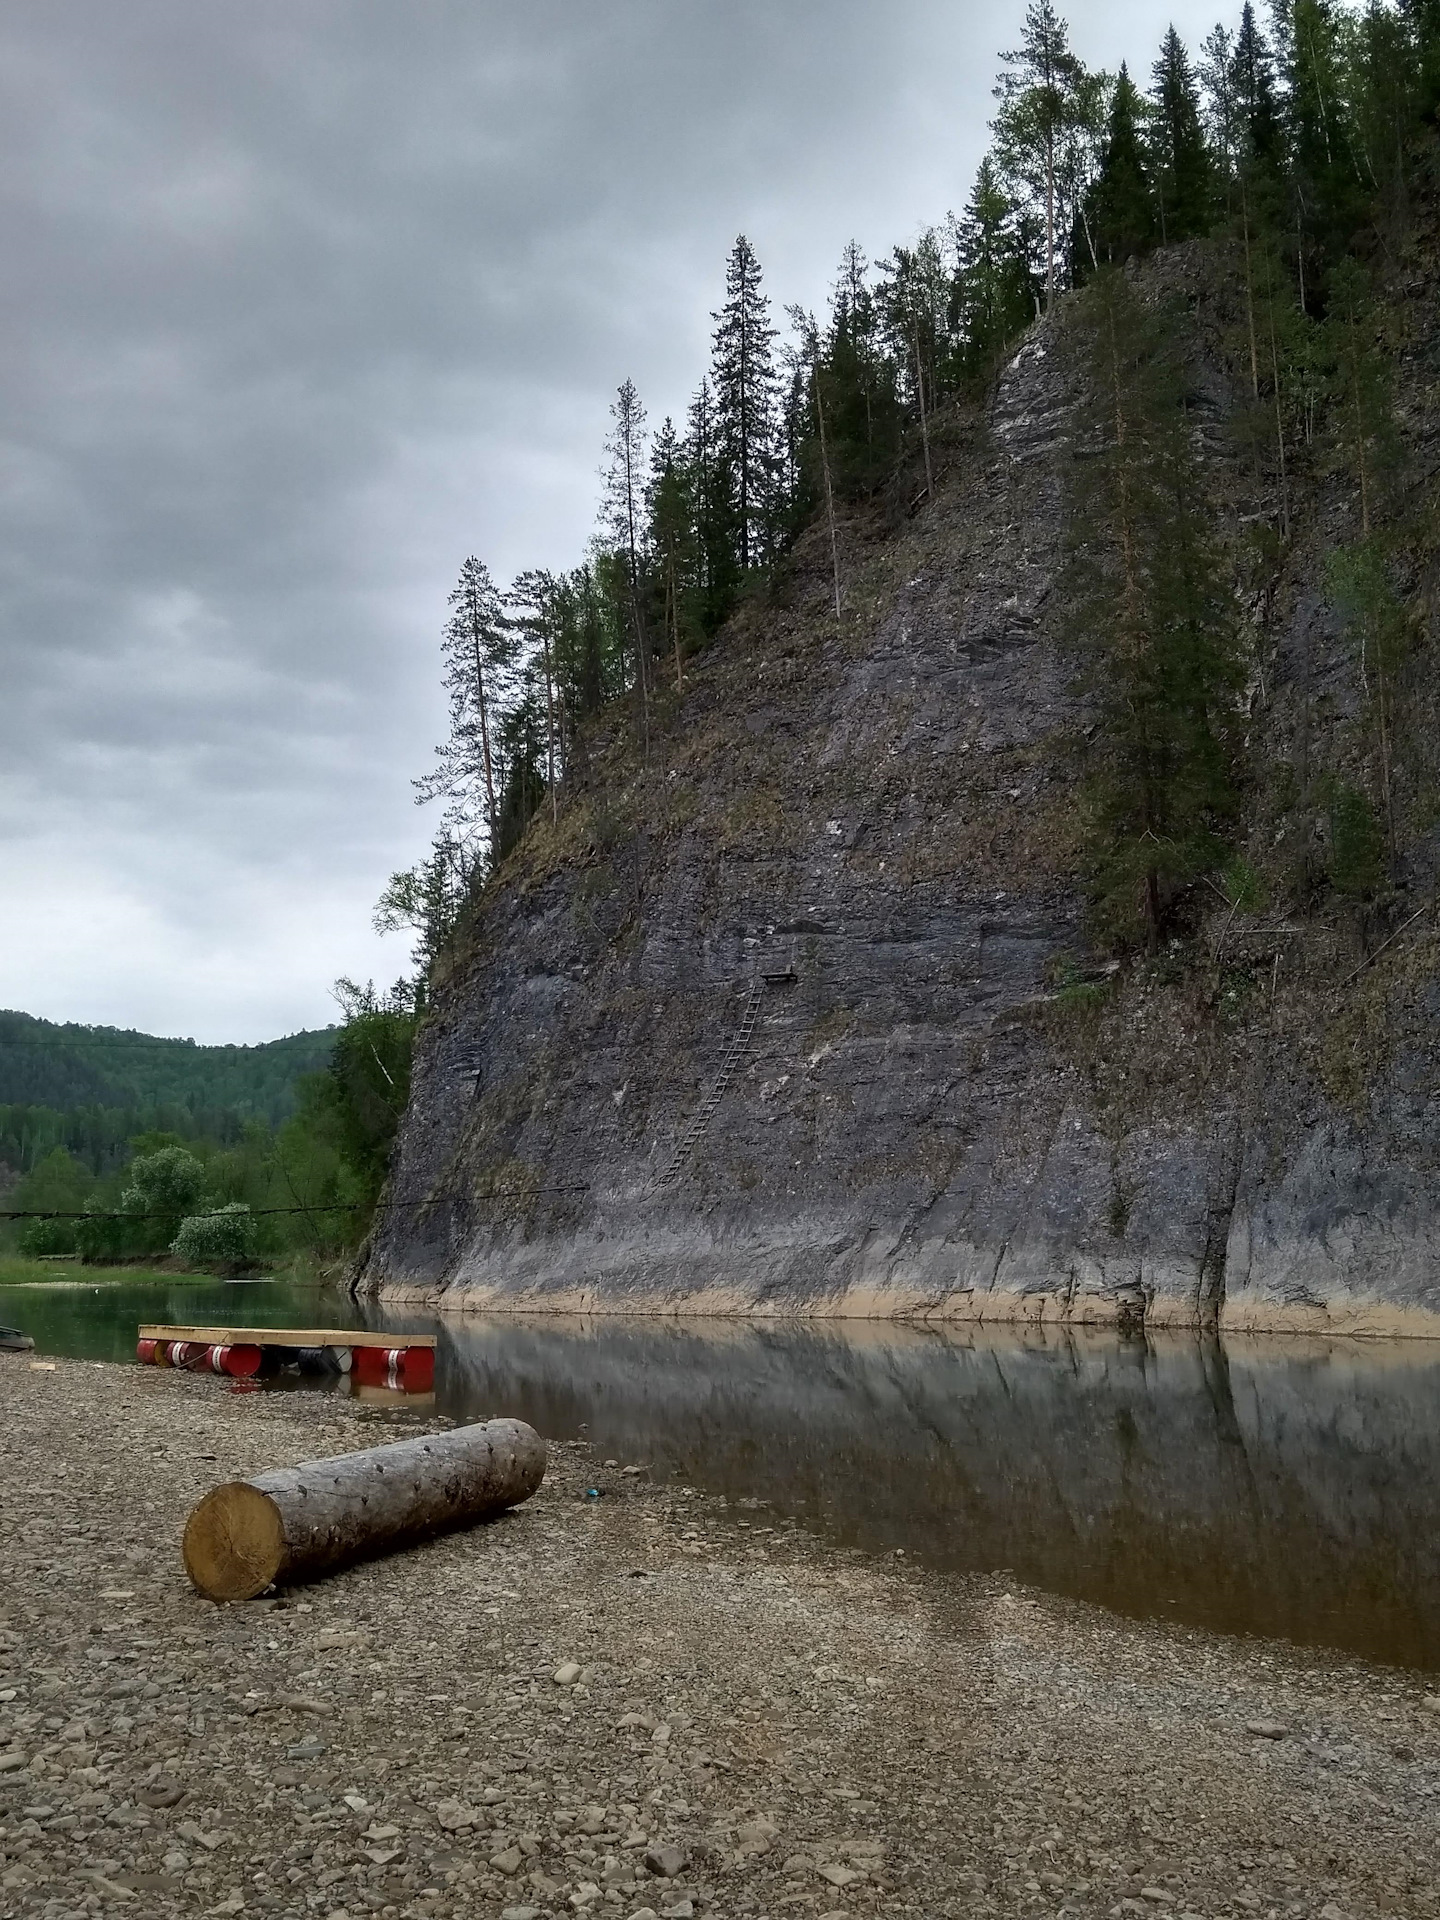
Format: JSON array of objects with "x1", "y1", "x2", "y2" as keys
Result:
[
  {"x1": 1150, "y1": 27, "x2": 1213, "y2": 241},
  {"x1": 992, "y1": 0, "x2": 1091, "y2": 306},
  {"x1": 1086, "y1": 65, "x2": 1159, "y2": 266},
  {"x1": 506, "y1": 569, "x2": 563, "y2": 823},
  {"x1": 954, "y1": 158, "x2": 1038, "y2": 374},
  {"x1": 646, "y1": 417, "x2": 697, "y2": 689},
  {"x1": 819, "y1": 244, "x2": 903, "y2": 493},
  {"x1": 1064, "y1": 271, "x2": 1244, "y2": 946},
  {"x1": 414, "y1": 555, "x2": 516, "y2": 858},
  {"x1": 683, "y1": 376, "x2": 738, "y2": 630},
  {"x1": 1232, "y1": 3, "x2": 1284, "y2": 168},
  {"x1": 710, "y1": 235, "x2": 780, "y2": 576},
  {"x1": 601, "y1": 378, "x2": 652, "y2": 744}
]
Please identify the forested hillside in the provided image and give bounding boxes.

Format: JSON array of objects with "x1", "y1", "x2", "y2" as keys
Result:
[
  {"x1": 0, "y1": 1009, "x2": 335, "y2": 1178},
  {"x1": 359, "y1": 0, "x2": 1440, "y2": 1334},
  {"x1": 0, "y1": 980, "x2": 423, "y2": 1269}
]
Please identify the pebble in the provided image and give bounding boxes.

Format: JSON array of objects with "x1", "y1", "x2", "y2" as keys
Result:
[
  {"x1": 1246, "y1": 1719, "x2": 1289, "y2": 1739},
  {"x1": 644, "y1": 1842, "x2": 687, "y2": 1878},
  {"x1": 553, "y1": 1659, "x2": 583, "y2": 1686},
  {"x1": 818, "y1": 1862, "x2": 860, "y2": 1886},
  {"x1": 1, "y1": 1355, "x2": 1428, "y2": 1920}
]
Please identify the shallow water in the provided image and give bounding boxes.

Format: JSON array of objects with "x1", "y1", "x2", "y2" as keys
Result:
[{"x1": 5, "y1": 1273, "x2": 1440, "y2": 1671}]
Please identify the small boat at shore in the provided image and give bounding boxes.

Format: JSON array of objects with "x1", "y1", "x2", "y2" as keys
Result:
[{"x1": 0, "y1": 1326, "x2": 35, "y2": 1352}]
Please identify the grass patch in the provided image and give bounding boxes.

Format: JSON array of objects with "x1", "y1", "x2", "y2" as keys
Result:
[{"x1": 0, "y1": 1254, "x2": 215, "y2": 1287}]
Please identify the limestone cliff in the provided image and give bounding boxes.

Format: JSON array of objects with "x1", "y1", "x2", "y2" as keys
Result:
[{"x1": 358, "y1": 239, "x2": 1440, "y2": 1336}]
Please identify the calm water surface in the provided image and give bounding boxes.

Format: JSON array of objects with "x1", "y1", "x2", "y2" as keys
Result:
[{"x1": 5, "y1": 1274, "x2": 1440, "y2": 1671}]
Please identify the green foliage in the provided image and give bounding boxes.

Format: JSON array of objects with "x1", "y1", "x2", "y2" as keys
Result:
[
  {"x1": 1151, "y1": 26, "x2": 1214, "y2": 242},
  {"x1": 1084, "y1": 65, "x2": 1159, "y2": 269},
  {"x1": 1325, "y1": 778, "x2": 1386, "y2": 897},
  {"x1": 1219, "y1": 855, "x2": 1267, "y2": 913},
  {"x1": 172, "y1": 1203, "x2": 258, "y2": 1270},
  {"x1": 1065, "y1": 269, "x2": 1245, "y2": 946},
  {"x1": 0, "y1": 1009, "x2": 334, "y2": 1142},
  {"x1": 316, "y1": 980, "x2": 417, "y2": 1208}
]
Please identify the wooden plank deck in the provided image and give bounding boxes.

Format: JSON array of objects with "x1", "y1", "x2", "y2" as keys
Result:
[{"x1": 139, "y1": 1324, "x2": 437, "y2": 1350}]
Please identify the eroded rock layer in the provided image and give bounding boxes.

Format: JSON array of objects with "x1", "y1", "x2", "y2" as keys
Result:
[{"x1": 361, "y1": 263, "x2": 1440, "y2": 1334}]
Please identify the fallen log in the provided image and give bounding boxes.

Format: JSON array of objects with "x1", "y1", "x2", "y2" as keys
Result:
[{"x1": 181, "y1": 1418, "x2": 546, "y2": 1602}]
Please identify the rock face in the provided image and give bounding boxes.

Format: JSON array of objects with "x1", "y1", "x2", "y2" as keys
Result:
[{"x1": 359, "y1": 262, "x2": 1440, "y2": 1336}]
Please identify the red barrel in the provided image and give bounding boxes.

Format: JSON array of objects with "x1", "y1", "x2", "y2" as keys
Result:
[
  {"x1": 136, "y1": 1338, "x2": 160, "y2": 1365},
  {"x1": 352, "y1": 1345, "x2": 435, "y2": 1392},
  {"x1": 169, "y1": 1341, "x2": 206, "y2": 1369},
  {"x1": 208, "y1": 1344, "x2": 263, "y2": 1379}
]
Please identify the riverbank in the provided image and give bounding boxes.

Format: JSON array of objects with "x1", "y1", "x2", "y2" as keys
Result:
[{"x1": 3, "y1": 1356, "x2": 1439, "y2": 1920}]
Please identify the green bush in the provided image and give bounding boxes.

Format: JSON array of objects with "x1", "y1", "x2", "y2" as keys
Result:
[
  {"x1": 18, "y1": 1216, "x2": 76, "y2": 1258},
  {"x1": 1327, "y1": 780, "x2": 1385, "y2": 898},
  {"x1": 172, "y1": 1203, "x2": 258, "y2": 1270}
]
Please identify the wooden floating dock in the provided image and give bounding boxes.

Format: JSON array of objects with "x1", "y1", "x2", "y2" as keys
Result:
[
  {"x1": 138, "y1": 1324, "x2": 436, "y2": 1350},
  {"x1": 136, "y1": 1325, "x2": 437, "y2": 1390}
]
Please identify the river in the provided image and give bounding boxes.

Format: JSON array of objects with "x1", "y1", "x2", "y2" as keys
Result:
[{"x1": 5, "y1": 1272, "x2": 1439, "y2": 1670}]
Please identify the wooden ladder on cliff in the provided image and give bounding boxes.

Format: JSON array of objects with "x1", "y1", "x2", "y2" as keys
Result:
[{"x1": 655, "y1": 976, "x2": 766, "y2": 1188}]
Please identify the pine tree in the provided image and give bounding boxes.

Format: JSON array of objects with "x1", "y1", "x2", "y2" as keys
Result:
[
  {"x1": 1085, "y1": 64, "x2": 1159, "y2": 267},
  {"x1": 413, "y1": 556, "x2": 516, "y2": 859},
  {"x1": 709, "y1": 235, "x2": 780, "y2": 576},
  {"x1": 954, "y1": 158, "x2": 1038, "y2": 375},
  {"x1": 992, "y1": 0, "x2": 1091, "y2": 306},
  {"x1": 1150, "y1": 27, "x2": 1213, "y2": 242},
  {"x1": 600, "y1": 378, "x2": 652, "y2": 745},
  {"x1": 1064, "y1": 271, "x2": 1244, "y2": 946}
]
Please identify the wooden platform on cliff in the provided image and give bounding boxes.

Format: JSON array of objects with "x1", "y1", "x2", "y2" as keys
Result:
[{"x1": 138, "y1": 1324, "x2": 436, "y2": 1350}]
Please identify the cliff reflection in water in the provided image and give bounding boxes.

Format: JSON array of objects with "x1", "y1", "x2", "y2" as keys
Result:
[{"x1": 399, "y1": 1315, "x2": 1440, "y2": 1670}]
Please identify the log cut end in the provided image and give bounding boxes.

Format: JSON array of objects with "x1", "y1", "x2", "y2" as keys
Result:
[{"x1": 183, "y1": 1481, "x2": 287, "y2": 1602}]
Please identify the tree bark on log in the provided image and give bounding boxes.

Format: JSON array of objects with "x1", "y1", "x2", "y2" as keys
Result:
[{"x1": 182, "y1": 1418, "x2": 546, "y2": 1602}]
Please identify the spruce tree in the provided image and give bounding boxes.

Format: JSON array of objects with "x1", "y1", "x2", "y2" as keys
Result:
[
  {"x1": 1150, "y1": 27, "x2": 1213, "y2": 241},
  {"x1": 820, "y1": 243, "x2": 902, "y2": 493},
  {"x1": 1232, "y1": 3, "x2": 1284, "y2": 168},
  {"x1": 1086, "y1": 65, "x2": 1159, "y2": 267},
  {"x1": 506, "y1": 569, "x2": 563, "y2": 823},
  {"x1": 954, "y1": 158, "x2": 1038, "y2": 375},
  {"x1": 683, "y1": 376, "x2": 738, "y2": 630},
  {"x1": 1064, "y1": 271, "x2": 1244, "y2": 946},
  {"x1": 709, "y1": 235, "x2": 780, "y2": 576}
]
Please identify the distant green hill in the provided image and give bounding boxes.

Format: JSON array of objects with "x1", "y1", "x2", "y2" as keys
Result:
[{"x1": 0, "y1": 1011, "x2": 337, "y2": 1178}]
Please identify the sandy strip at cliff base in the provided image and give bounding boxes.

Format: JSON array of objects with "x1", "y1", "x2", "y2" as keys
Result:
[{"x1": 2, "y1": 1355, "x2": 1438, "y2": 1920}]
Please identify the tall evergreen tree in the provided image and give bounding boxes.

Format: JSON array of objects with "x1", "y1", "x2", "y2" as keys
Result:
[
  {"x1": 954, "y1": 158, "x2": 1038, "y2": 374},
  {"x1": 1232, "y1": 3, "x2": 1284, "y2": 167},
  {"x1": 709, "y1": 235, "x2": 780, "y2": 576},
  {"x1": 819, "y1": 243, "x2": 903, "y2": 493},
  {"x1": 1150, "y1": 26, "x2": 1213, "y2": 241},
  {"x1": 646, "y1": 417, "x2": 697, "y2": 690},
  {"x1": 1085, "y1": 64, "x2": 1159, "y2": 267},
  {"x1": 1064, "y1": 271, "x2": 1245, "y2": 946},
  {"x1": 600, "y1": 378, "x2": 652, "y2": 742},
  {"x1": 413, "y1": 556, "x2": 516, "y2": 859},
  {"x1": 683, "y1": 376, "x2": 737, "y2": 630},
  {"x1": 992, "y1": 0, "x2": 1091, "y2": 306},
  {"x1": 506, "y1": 568, "x2": 563, "y2": 822}
]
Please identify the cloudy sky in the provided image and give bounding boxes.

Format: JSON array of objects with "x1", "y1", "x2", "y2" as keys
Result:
[{"x1": 0, "y1": 0, "x2": 1224, "y2": 1043}]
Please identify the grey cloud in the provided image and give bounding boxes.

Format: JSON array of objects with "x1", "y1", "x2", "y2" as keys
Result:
[{"x1": 0, "y1": 0, "x2": 1225, "y2": 1040}]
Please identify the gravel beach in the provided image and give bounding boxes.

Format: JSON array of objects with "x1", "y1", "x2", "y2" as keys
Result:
[{"x1": 3, "y1": 1353, "x2": 1439, "y2": 1920}]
